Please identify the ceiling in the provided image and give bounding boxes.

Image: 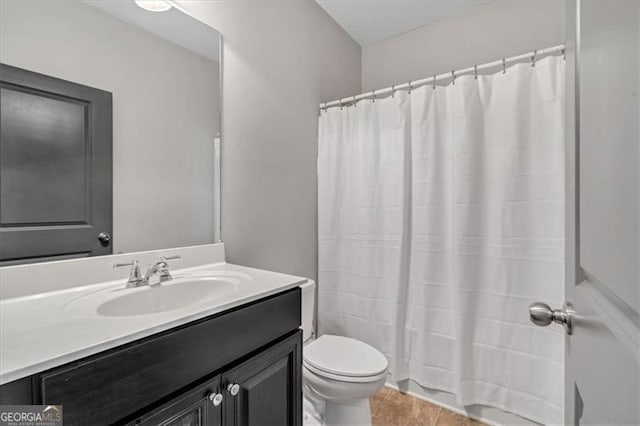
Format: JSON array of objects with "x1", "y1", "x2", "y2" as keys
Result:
[
  {"x1": 315, "y1": 0, "x2": 489, "y2": 46},
  {"x1": 84, "y1": 1, "x2": 220, "y2": 62}
]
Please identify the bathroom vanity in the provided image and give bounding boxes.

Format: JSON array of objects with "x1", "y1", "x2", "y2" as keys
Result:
[
  {"x1": 0, "y1": 245, "x2": 306, "y2": 426},
  {"x1": 1, "y1": 290, "x2": 301, "y2": 426}
]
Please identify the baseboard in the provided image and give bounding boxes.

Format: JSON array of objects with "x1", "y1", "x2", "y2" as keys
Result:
[{"x1": 384, "y1": 380, "x2": 540, "y2": 426}]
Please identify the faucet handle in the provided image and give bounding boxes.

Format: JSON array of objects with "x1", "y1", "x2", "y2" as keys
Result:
[
  {"x1": 157, "y1": 255, "x2": 181, "y2": 282},
  {"x1": 113, "y1": 260, "x2": 137, "y2": 270},
  {"x1": 160, "y1": 255, "x2": 181, "y2": 262},
  {"x1": 113, "y1": 260, "x2": 145, "y2": 287}
]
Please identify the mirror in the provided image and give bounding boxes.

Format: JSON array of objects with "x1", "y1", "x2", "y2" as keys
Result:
[{"x1": 0, "y1": 0, "x2": 221, "y2": 265}]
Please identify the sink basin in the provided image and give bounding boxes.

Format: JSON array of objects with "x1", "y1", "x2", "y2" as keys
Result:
[
  {"x1": 96, "y1": 278, "x2": 238, "y2": 317},
  {"x1": 62, "y1": 271, "x2": 251, "y2": 318}
]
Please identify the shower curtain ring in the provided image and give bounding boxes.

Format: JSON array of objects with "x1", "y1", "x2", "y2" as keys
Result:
[
  {"x1": 432, "y1": 75, "x2": 436, "y2": 90},
  {"x1": 451, "y1": 70, "x2": 456, "y2": 85},
  {"x1": 372, "y1": 90, "x2": 376, "y2": 103},
  {"x1": 340, "y1": 99, "x2": 344, "y2": 110},
  {"x1": 502, "y1": 58, "x2": 506, "y2": 74},
  {"x1": 408, "y1": 81, "x2": 412, "y2": 94},
  {"x1": 532, "y1": 50, "x2": 537, "y2": 67},
  {"x1": 391, "y1": 85, "x2": 395, "y2": 98},
  {"x1": 352, "y1": 95, "x2": 357, "y2": 107},
  {"x1": 474, "y1": 65, "x2": 478, "y2": 80},
  {"x1": 562, "y1": 48, "x2": 566, "y2": 60}
]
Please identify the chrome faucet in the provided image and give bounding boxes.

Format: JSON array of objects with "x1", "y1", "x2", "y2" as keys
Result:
[
  {"x1": 113, "y1": 255, "x2": 181, "y2": 288},
  {"x1": 144, "y1": 255, "x2": 181, "y2": 283}
]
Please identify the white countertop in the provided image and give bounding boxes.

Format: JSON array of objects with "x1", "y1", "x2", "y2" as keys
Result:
[{"x1": 0, "y1": 261, "x2": 307, "y2": 385}]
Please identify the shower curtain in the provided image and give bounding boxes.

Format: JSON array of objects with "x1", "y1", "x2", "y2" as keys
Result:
[{"x1": 318, "y1": 56, "x2": 565, "y2": 425}]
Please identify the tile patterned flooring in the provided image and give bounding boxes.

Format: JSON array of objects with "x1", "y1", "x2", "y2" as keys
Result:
[{"x1": 370, "y1": 387, "x2": 486, "y2": 426}]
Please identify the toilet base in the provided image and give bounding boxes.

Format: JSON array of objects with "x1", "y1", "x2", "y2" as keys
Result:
[
  {"x1": 303, "y1": 394, "x2": 373, "y2": 426},
  {"x1": 324, "y1": 398, "x2": 372, "y2": 426},
  {"x1": 303, "y1": 395, "x2": 323, "y2": 426}
]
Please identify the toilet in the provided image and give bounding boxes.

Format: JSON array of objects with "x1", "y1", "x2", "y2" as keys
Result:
[{"x1": 300, "y1": 281, "x2": 388, "y2": 426}]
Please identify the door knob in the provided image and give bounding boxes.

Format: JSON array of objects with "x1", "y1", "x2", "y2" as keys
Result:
[
  {"x1": 227, "y1": 383, "x2": 240, "y2": 396},
  {"x1": 209, "y1": 392, "x2": 223, "y2": 406},
  {"x1": 529, "y1": 302, "x2": 574, "y2": 335},
  {"x1": 98, "y1": 232, "x2": 111, "y2": 246}
]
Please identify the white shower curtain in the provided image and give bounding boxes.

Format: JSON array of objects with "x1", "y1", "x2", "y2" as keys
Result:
[{"x1": 318, "y1": 56, "x2": 565, "y2": 425}]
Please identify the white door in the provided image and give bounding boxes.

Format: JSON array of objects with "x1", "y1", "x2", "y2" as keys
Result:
[{"x1": 530, "y1": 1, "x2": 640, "y2": 424}]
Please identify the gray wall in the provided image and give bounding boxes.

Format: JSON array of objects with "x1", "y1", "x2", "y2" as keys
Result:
[
  {"x1": 178, "y1": 0, "x2": 361, "y2": 281},
  {"x1": 362, "y1": 0, "x2": 565, "y2": 91},
  {"x1": 0, "y1": 0, "x2": 220, "y2": 254}
]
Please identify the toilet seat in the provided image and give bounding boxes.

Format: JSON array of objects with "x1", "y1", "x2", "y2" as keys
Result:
[{"x1": 303, "y1": 335, "x2": 388, "y2": 383}]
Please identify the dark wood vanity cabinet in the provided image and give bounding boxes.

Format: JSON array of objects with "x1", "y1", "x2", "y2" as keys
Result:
[
  {"x1": 129, "y1": 376, "x2": 223, "y2": 426},
  {"x1": 127, "y1": 332, "x2": 301, "y2": 426},
  {"x1": 0, "y1": 288, "x2": 302, "y2": 426},
  {"x1": 223, "y1": 333, "x2": 301, "y2": 426}
]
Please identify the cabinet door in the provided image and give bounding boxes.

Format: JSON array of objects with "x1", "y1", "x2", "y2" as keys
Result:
[
  {"x1": 223, "y1": 332, "x2": 302, "y2": 426},
  {"x1": 127, "y1": 376, "x2": 222, "y2": 426}
]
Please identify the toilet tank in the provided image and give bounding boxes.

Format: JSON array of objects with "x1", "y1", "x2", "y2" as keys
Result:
[{"x1": 300, "y1": 280, "x2": 316, "y2": 342}]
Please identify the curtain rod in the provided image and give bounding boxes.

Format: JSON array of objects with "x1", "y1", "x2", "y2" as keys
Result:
[{"x1": 320, "y1": 44, "x2": 566, "y2": 110}]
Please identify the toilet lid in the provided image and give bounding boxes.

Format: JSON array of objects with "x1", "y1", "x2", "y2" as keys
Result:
[{"x1": 303, "y1": 335, "x2": 388, "y2": 378}]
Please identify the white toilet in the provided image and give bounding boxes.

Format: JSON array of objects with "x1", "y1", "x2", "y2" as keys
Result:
[{"x1": 300, "y1": 281, "x2": 388, "y2": 426}]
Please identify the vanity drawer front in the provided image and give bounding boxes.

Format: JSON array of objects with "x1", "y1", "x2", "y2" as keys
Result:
[{"x1": 38, "y1": 288, "x2": 301, "y2": 426}]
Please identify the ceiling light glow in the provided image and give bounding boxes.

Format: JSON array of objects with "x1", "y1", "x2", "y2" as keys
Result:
[{"x1": 135, "y1": 0, "x2": 172, "y2": 12}]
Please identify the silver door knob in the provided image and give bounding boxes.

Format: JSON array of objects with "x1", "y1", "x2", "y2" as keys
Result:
[
  {"x1": 529, "y1": 302, "x2": 574, "y2": 335},
  {"x1": 227, "y1": 383, "x2": 240, "y2": 396},
  {"x1": 98, "y1": 232, "x2": 111, "y2": 246},
  {"x1": 209, "y1": 392, "x2": 223, "y2": 406}
]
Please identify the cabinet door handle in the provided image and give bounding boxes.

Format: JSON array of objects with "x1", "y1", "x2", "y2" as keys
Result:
[
  {"x1": 227, "y1": 383, "x2": 240, "y2": 396},
  {"x1": 209, "y1": 392, "x2": 224, "y2": 406}
]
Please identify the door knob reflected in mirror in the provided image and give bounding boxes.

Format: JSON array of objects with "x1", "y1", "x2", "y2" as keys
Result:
[
  {"x1": 98, "y1": 232, "x2": 111, "y2": 247},
  {"x1": 529, "y1": 302, "x2": 574, "y2": 335}
]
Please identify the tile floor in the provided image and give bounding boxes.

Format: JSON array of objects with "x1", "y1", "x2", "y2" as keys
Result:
[{"x1": 370, "y1": 387, "x2": 486, "y2": 426}]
